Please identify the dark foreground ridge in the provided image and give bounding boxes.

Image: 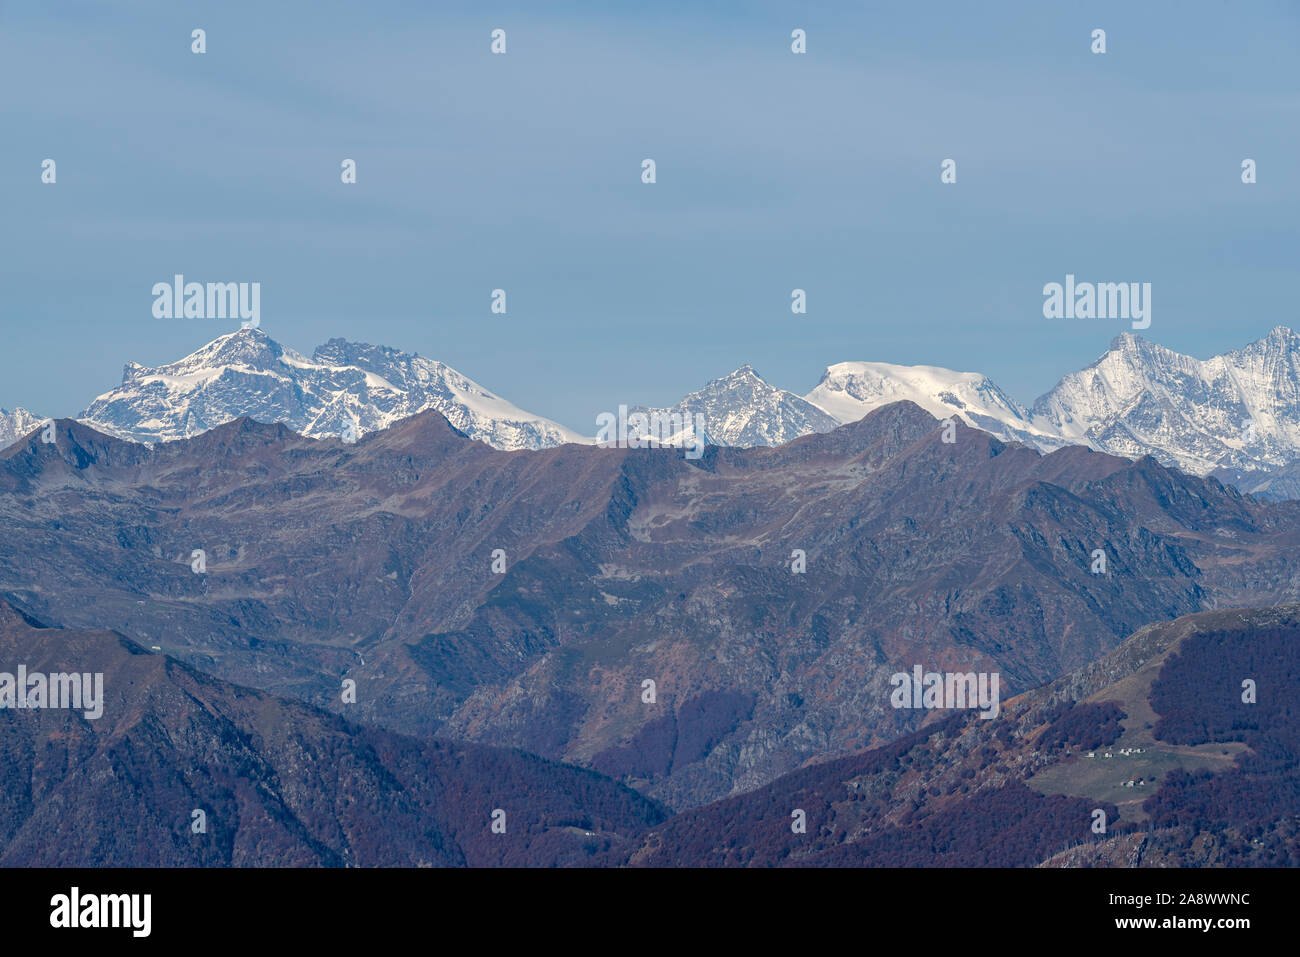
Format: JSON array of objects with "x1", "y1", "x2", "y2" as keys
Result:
[
  {"x1": 1, "y1": 601, "x2": 1292, "y2": 866},
  {"x1": 0, "y1": 601, "x2": 666, "y2": 866}
]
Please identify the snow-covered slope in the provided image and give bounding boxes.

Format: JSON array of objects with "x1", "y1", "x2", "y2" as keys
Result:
[
  {"x1": 0, "y1": 407, "x2": 45, "y2": 450},
  {"x1": 631, "y1": 365, "x2": 839, "y2": 448},
  {"x1": 19, "y1": 326, "x2": 1300, "y2": 489},
  {"x1": 1030, "y1": 327, "x2": 1300, "y2": 474},
  {"x1": 78, "y1": 329, "x2": 586, "y2": 450},
  {"x1": 803, "y1": 361, "x2": 1066, "y2": 451}
]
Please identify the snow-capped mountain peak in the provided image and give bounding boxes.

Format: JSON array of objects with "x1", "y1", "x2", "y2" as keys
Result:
[
  {"x1": 1030, "y1": 326, "x2": 1300, "y2": 474},
  {"x1": 803, "y1": 360, "x2": 1065, "y2": 450},
  {"x1": 77, "y1": 329, "x2": 585, "y2": 450},
  {"x1": 629, "y1": 365, "x2": 839, "y2": 447},
  {"x1": 0, "y1": 407, "x2": 46, "y2": 449}
]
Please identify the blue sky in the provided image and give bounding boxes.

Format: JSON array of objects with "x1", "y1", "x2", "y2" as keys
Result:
[{"x1": 2, "y1": 0, "x2": 1297, "y2": 430}]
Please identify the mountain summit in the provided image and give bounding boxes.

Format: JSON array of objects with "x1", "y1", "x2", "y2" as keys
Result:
[
  {"x1": 629, "y1": 365, "x2": 839, "y2": 447},
  {"x1": 78, "y1": 329, "x2": 585, "y2": 450},
  {"x1": 1030, "y1": 325, "x2": 1300, "y2": 474},
  {"x1": 803, "y1": 360, "x2": 1066, "y2": 451},
  {"x1": 0, "y1": 407, "x2": 44, "y2": 449}
]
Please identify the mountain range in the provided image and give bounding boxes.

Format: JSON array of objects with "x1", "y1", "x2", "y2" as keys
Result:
[
  {"x1": 658, "y1": 326, "x2": 1300, "y2": 489},
  {"x1": 5, "y1": 401, "x2": 1300, "y2": 808},
  {"x1": 6, "y1": 326, "x2": 1300, "y2": 498}
]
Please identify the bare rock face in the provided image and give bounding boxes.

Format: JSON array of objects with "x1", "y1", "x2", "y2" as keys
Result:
[{"x1": 4, "y1": 403, "x2": 1300, "y2": 808}]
